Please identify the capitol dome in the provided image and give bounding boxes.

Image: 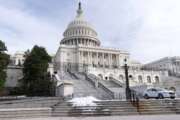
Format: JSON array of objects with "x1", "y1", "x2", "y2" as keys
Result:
[{"x1": 60, "y1": 2, "x2": 101, "y2": 47}]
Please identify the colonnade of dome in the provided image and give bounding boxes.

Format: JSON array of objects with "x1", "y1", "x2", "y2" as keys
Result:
[{"x1": 60, "y1": 37, "x2": 100, "y2": 46}]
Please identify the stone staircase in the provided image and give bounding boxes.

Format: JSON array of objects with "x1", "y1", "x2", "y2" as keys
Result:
[
  {"x1": 72, "y1": 77, "x2": 102, "y2": 98},
  {"x1": 52, "y1": 100, "x2": 138, "y2": 117},
  {"x1": 0, "y1": 97, "x2": 61, "y2": 119},
  {"x1": 55, "y1": 71, "x2": 114, "y2": 100},
  {"x1": 69, "y1": 72, "x2": 113, "y2": 100},
  {"x1": 86, "y1": 73, "x2": 126, "y2": 99},
  {"x1": 52, "y1": 99, "x2": 180, "y2": 117},
  {"x1": 137, "y1": 99, "x2": 180, "y2": 115},
  {"x1": 57, "y1": 71, "x2": 74, "y2": 80},
  {"x1": 1, "y1": 98, "x2": 180, "y2": 118}
]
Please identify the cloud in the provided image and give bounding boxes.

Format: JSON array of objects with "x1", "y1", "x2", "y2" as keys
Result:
[
  {"x1": 0, "y1": 1, "x2": 60, "y2": 54},
  {"x1": 83, "y1": 0, "x2": 180, "y2": 63},
  {"x1": 1, "y1": 0, "x2": 180, "y2": 63},
  {"x1": 129, "y1": 0, "x2": 180, "y2": 63}
]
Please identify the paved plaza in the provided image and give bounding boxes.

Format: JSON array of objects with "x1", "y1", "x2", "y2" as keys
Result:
[{"x1": 10, "y1": 115, "x2": 180, "y2": 120}]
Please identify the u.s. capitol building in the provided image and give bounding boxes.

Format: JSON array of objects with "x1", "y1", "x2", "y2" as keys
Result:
[
  {"x1": 51, "y1": 2, "x2": 167, "y2": 98},
  {"x1": 6, "y1": 3, "x2": 169, "y2": 99}
]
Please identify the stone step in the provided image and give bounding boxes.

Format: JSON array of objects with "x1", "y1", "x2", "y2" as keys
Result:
[
  {"x1": 0, "y1": 110, "x2": 51, "y2": 118},
  {"x1": 139, "y1": 111, "x2": 176, "y2": 115},
  {"x1": 52, "y1": 111, "x2": 139, "y2": 116},
  {"x1": 54, "y1": 105, "x2": 135, "y2": 109},
  {"x1": 53, "y1": 107, "x2": 137, "y2": 112},
  {"x1": 0, "y1": 114, "x2": 50, "y2": 119}
]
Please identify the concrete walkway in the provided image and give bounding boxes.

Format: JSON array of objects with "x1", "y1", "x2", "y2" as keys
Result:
[{"x1": 10, "y1": 115, "x2": 180, "y2": 120}]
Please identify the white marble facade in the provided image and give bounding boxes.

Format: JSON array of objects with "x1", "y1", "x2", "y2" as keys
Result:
[
  {"x1": 54, "y1": 2, "x2": 163, "y2": 87},
  {"x1": 11, "y1": 51, "x2": 25, "y2": 66},
  {"x1": 143, "y1": 57, "x2": 180, "y2": 76}
]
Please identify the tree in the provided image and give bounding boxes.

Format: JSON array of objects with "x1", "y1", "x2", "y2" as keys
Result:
[
  {"x1": 0, "y1": 40, "x2": 9, "y2": 90},
  {"x1": 21, "y1": 45, "x2": 52, "y2": 96},
  {"x1": 0, "y1": 40, "x2": 7, "y2": 52}
]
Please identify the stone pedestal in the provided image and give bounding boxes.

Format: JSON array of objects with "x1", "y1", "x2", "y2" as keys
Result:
[{"x1": 56, "y1": 81, "x2": 74, "y2": 98}]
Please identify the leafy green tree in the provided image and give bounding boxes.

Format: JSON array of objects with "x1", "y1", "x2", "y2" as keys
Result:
[
  {"x1": 21, "y1": 45, "x2": 52, "y2": 96},
  {"x1": 0, "y1": 40, "x2": 9, "y2": 90},
  {"x1": 0, "y1": 40, "x2": 7, "y2": 51}
]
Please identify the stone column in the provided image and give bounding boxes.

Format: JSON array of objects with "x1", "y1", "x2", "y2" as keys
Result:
[
  {"x1": 96, "y1": 52, "x2": 98, "y2": 67},
  {"x1": 102, "y1": 53, "x2": 105, "y2": 68},
  {"x1": 84, "y1": 39, "x2": 86, "y2": 46},
  {"x1": 78, "y1": 38, "x2": 80, "y2": 45},
  {"x1": 80, "y1": 38, "x2": 82, "y2": 45},
  {"x1": 108, "y1": 53, "x2": 110, "y2": 68},
  {"x1": 109, "y1": 53, "x2": 112, "y2": 68},
  {"x1": 89, "y1": 52, "x2": 92, "y2": 67},
  {"x1": 73, "y1": 39, "x2": 75, "y2": 45},
  {"x1": 81, "y1": 38, "x2": 83, "y2": 45},
  {"x1": 117, "y1": 54, "x2": 120, "y2": 68},
  {"x1": 78, "y1": 51, "x2": 81, "y2": 72},
  {"x1": 87, "y1": 51, "x2": 90, "y2": 66}
]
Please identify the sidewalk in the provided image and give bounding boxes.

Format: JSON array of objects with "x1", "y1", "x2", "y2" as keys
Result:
[{"x1": 12, "y1": 115, "x2": 180, "y2": 120}]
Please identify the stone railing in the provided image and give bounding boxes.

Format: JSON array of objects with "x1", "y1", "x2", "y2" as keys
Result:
[
  {"x1": 109, "y1": 77, "x2": 125, "y2": 87},
  {"x1": 97, "y1": 82, "x2": 114, "y2": 99},
  {"x1": 85, "y1": 73, "x2": 115, "y2": 98},
  {"x1": 85, "y1": 73, "x2": 99, "y2": 88},
  {"x1": 67, "y1": 69, "x2": 79, "y2": 79}
]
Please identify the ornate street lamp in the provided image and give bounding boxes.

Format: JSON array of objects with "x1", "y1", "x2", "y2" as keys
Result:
[{"x1": 124, "y1": 58, "x2": 131, "y2": 100}]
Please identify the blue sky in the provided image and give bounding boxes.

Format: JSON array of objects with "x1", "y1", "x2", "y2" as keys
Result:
[{"x1": 1, "y1": 0, "x2": 180, "y2": 63}]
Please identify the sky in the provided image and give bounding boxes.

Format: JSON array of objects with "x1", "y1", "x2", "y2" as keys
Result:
[{"x1": 0, "y1": 0, "x2": 180, "y2": 63}]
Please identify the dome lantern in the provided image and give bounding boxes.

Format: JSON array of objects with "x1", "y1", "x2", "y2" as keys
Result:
[{"x1": 76, "y1": 2, "x2": 83, "y2": 18}]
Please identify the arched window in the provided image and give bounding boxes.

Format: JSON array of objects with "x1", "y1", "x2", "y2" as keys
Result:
[
  {"x1": 138, "y1": 75, "x2": 143, "y2": 83},
  {"x1": 155, "y1": 76, "x2": 159, "y2": 84},
  {"x1": 147, "y1": 76, "x2": 151, "y2": 83},
  {"x1": 98, "y1": 74, "x2": 103, "y2": 80},
  {"x1": 119, "y1": 75, "x2": 124, "y2": 81}
]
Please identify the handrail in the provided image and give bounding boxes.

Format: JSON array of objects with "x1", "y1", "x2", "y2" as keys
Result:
[
  {"x1": 98, "y1": 83, "x2": 114, "y2": 99},
  {"x1": 109, "y1": 77, "x2": 125, "y2": 87},
  {"x1": 85, "y1": 73, "x2": 98, "y2": 87},
  {"x1": 67, "y1": 70, "x2": 79, "y2": 79},
  {"x1": 85, "y1": 74, "x2": 114, "y2": 98}
]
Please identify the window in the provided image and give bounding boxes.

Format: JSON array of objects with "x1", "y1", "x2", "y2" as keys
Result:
[
  {"x1": 147, "y1": 76, "x2": 151, "y2": 83},
  {"x1": 155, "y1": 76, "x2": 159, "y2": 83},
  {"x1": 119, "y1": 75, "x2": 124, "y2": 81},
  {"x1": 98, "y1": 74, "x2": 103, "y2": 79},
  {"x1": 138, "y1": 75, "x2": 143, "y2": 83}
]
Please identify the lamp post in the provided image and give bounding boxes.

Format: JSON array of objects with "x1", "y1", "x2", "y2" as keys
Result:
[{"x1": 124, "y1": 58, "x2": 131, "y2": 100}]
